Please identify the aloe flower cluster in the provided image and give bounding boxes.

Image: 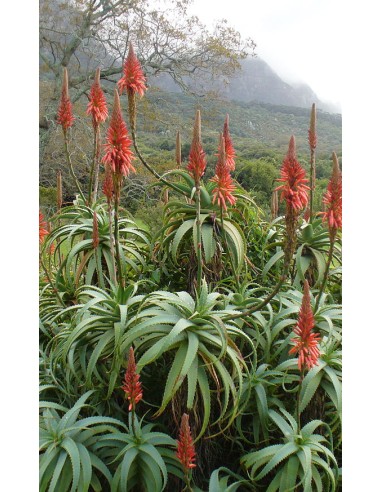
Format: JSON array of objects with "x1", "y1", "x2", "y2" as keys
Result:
[
  {"x1": 176, "y1": 413, "x2": 196, "y2": 470},
  {"x1": 122, "y1": 347, "x2": 143, "y2": 410},
  {"x1": 223, "y1": 114, "x2": 236, "y2": 171},
  {"x1": 102, "y1": 89, "x2": 136, "y2": 177},
  {"x1": 276, "y1": 135, "x2": 309, "y2": 212},
  {"x1": 289, "y1": 280, "x2": 320, "y2": 371},
  {"x1": 117, "y1": 42, "x2": 147, "y2": 97},
  {"x1": 322, "y1": 152, "x2": 342, "y2": 236},
  {"x1": 211, "y1": 133, "x2": 236, "y2": 211},
  {"x1": 86, "y1": 68, "x2": 108, "y2": 128},
  {"x1": 57, "y1": 68, "x2": 75, "y2": 131}
]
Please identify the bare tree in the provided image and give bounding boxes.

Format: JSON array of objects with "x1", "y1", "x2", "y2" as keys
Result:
[{"x1": 40, "y1": 0, "x2": 256, "y2": 104}]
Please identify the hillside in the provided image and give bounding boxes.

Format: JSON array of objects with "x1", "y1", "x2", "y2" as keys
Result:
[{"x1": 150, "y1": 58, "x2": 339, "y2": 113}]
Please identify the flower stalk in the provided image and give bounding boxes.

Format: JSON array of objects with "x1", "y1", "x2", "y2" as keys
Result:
[{"x1": 308, "y1": 103, "x2": 317, "y2": 221}]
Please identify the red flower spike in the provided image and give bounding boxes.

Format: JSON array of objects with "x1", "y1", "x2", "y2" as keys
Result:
[
  {"x1": 289, "y1": 280, "x2": 320, "y2": 371},
  {"x1": 176, "y1": 414, "x2": 196, "y2": 470},
  {"x1": 321, "y1": 152, "x2": 342, "y2": 232},
  {"x1": 275, "y1": 135, "x2": 309, "y2": 212},
  {"x1": 211, "y1": 133, "x2": 236, "y2": 211},
  {"x1": 92, "y1": 212, "x2": 99, "y2": 249},
  {"x1": 86, "y1": 68, "x2": 108, "y2": 128},
  {"x1": 187, "y1": 110, "x2": 207, "y2": 184},
  {"x1": 122, "y1": 347, "x2": 143, "y2": 410},
  {"x1": 39, "y1": 211, "x2": 48, "y2": 244},
  {"x1": 57, "y1": 68, "x2": 75, "y2": 131},
  {"x1": 102, "y1": 89, "x2": 136, "y2": 177},
  {"x1": 223, "y1": 114, "x2": 236, "y2": 171},
  {"x1": 117, "y1": 42, "x2": 147, "y2": 97}
]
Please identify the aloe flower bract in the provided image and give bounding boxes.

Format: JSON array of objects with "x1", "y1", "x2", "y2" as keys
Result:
[
  {"x1": 86, "y1": 68, "x2": 108, "y2": 128},
  {"x1": 122, "y1": 347, "x2": 143, "y2": 411},
  {"x1": 322, "y1": 152, "x2": 342, "y2": 232},
  {"x1": 102, "y1": 89, "x2": 136, "y2": 177},
  {"x1": 211, "y1": 134, "x2": 236, "y2": 211},
  {"x1": 289, "y1": 280, "x2": 320, "y2": 371},
  {"x1": 117, "y1": 42, "x2": 147, "y2": 97},
  {"x1": 57, "y1": 68, "x2": 75, "y2": 131},
  {"x1": 176, "y1": 413, "x2": 196, "y2": 470},
  {"x1": 223, "y1": 114, "x2": 236, "y2": 171},
  {"x1": 187, "y1": 110, "x2": 206, "y2": 184},
  {"x1": 39, "y1": 211, "x2": 48, "y2": 244},
  {"x1": 276, "y1": 135, "x2": 309, "y2": 212}
]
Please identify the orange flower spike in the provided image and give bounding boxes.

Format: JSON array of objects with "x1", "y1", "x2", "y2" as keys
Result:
[
  {"x1": 275, "y1": 135, "x2": 309, "y2": 212},
  {"x1": 211, "y1": 133, "x2": 236, "y2": 211},
  {"x1": 86, "y1": 68, "x2": 108, "y2": 128},
  {"x1": 39, "y1": 211, "x2": 49, "y2": 244},
  {"x1": 322, "y1": 152, "x2": 342, "y2": 232},
  {"x1": 289, "y1": 280, "x2": 321, "y2": 371},
  {"x1": 57, "y1": 68, "x2": 75, "y2": 131},
  {"x1": 187, "y1": 110, "x2": 207, "y2": 184},
  {"x1": 176, "y1": 414, "x2": 196, "y2": 470},
  {"x1": 122, "y1": 347, "x2": 143, "y2": 411},
  {"x1": 223, "y1": 114, "x2": 236, "y2": 171},
  {"x1": 117, "y1": 42, "x2": 147, "y2": 97},
  {"x1": 102, "y1": 89, "x2": 136, "y2": 177}
]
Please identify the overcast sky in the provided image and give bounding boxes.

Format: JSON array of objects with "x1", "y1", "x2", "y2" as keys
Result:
[{"x1": 188, "y1": 0, "x2": 343, "y2": 109}]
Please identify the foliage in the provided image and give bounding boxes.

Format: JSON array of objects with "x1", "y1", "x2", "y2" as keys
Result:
[{"x1": 39, "y1": 38, "x2": 341, "y2": 491}]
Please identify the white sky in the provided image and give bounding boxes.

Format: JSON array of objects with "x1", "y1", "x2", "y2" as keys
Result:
[{"x1": 189, "y1": 0, "x2": 343, "y2": 109}]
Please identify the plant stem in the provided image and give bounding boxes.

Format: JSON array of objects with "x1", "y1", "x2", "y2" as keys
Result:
[
  {"x1": 315, "y1": 232, "x2": 336, "y2": 311},
  {"x1": 113, "y1": 178, "x2": 125, "y2": 288},
  {"x1": 107, "y1": 202, "x2": 117, "y2": 286},
  {"x1": 131, "y1": 129, "x2": 188, "y2": 196},
  {"x1": 195, "y1": 184, "x2": 203, "y2": 293},
  {"x1": 220, "y1": 207, "x2": 240, "y2": 288},
  {"x1": 63, "y1": 131, "x2": 86, "y2": 203},
  {"x1": 88, "y1": 125, "x2": 100, "y2": 204},
  {"x1": 309, "y1": 146, "x2": 316, "y2": 222},
  {"x1": 92, "y1": 126, "x2": 101, "y2": 203},
  {"x1": 296, "y1": 370, "x2": 305, "y2": 434}
]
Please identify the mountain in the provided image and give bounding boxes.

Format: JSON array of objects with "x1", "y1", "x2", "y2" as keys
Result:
[{"x1": 151, "y1": 57, "x2": 338, "y2": 114}]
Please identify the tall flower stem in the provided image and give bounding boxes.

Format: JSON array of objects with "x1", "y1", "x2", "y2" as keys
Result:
[
  {"x1": 220, "y1": 207, "x2": 239, "y2": 288},
  {"x1": 63, "y1": 131, "x2": 86, "y2": 203},
  {"x1": 88, "y1": 126, "x2": 101, "y2": 204},
  {"x1": 195, "y1": 183, "x2": 203, "y2": 294},
  {"x1": 131, "y1": 129, "x2": 188, "y2": 196},
  {"x1": 308, "y1": 104, "x2": 317, "y2": 222},
  {"x1": 315, "y1": 234, "x2": 336, "y2": 311},
  {"x1": 113, "y1": 179, "x2": 124, "y2": 288},
  {"x1": 296, "y1": 370, "x2": 305, "y2": 433},
  {"x1": 309, "y1": 146, "x2": 316, "y2": 222},
  {"x1": 107, "y1": 203, "x2": 117, "y2": 286}
]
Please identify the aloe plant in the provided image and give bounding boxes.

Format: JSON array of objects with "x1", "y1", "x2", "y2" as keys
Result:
[
  {"x1": 39, "y1": 391, "x2": 127, "y2": 492},
  {"x1": 94, "y1": 414, "x2": 182, "y2": 492},
  {"x1": 241, "y1": 409, "x2": 338, "y2": 492},
  {"x1": 119, "y1": 281, "x2": 253, "y2": 438}
]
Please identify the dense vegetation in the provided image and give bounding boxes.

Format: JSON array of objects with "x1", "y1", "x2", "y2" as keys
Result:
[{"x1": 39, "y1": 45, "x2": 342, "y2": 492}]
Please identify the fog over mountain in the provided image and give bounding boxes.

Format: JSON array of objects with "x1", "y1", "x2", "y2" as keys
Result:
[{"x1": 151, "y1": 57, "x2": 340, "y2": 114}]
